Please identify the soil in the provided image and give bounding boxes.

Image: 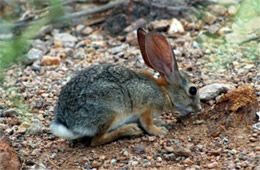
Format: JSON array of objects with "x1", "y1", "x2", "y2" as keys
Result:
[{"x1": 0, "y1": 1, "x2": 259, "y2": 170}]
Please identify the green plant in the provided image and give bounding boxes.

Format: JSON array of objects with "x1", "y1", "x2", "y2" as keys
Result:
[{"x1": 0, "y1": 0, "x2": 64, "y2": 81}]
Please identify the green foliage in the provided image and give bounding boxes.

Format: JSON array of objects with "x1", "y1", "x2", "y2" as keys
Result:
[
  {"x1": 2, "y1": 85, "x2": 33, "y2": 122},
  {"x1": 0, "y1": 0, "x2": 64, "y2": 82},
  {"x1": 200, "y1": 0, "x2": 260, "y2": 72},
  {"x1": 0, "y1": 0, "x2": 64, "y2": 119},
  {"x1": 236, "y1": 0, "x2": 260, "y2": 24}
]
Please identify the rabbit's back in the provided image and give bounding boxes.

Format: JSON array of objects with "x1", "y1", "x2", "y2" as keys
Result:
[{"x1": 54, "y1": 64, "x2": 165, "y2": 137}]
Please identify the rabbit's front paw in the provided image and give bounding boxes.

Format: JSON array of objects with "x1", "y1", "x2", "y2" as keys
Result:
[
  {"x1": 158, "y1": 126, "x2": 168, "y2": 136},
  {"x1": 126, "y1": 123, "x2": 143, "y2": 136},
  {"x1": 153, "y1": 119, "x2": 167, "y2": 127}
]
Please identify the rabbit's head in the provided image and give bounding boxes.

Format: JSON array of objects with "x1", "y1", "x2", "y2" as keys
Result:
[{"x1": 137, "y1": 28, "x2": 201, "y2": 116}]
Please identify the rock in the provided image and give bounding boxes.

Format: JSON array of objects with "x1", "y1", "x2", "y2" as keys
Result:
[
  {"x1": 208, "y1": 5, "x2": 227, "y2": 16},
  {"x1": 41, "y1": 56, "x2": 61, "y2": 66},
  {"x1": 218, "y1": 27, "x2": 232, "y2": 36},
  {"x1": 129, "y1": 160, "x2": 139, "y2": 166},
  {"x1": 30, "y1": 163, "x2": 47, "y2": 170},
  {"x1": 207, "y1": 161, "x2": 218, "y2": 168},
  {"x1": 164, "y1": 145, "x2": 174, "y2": 153},
  {"x1": 143, "y1": 160, "x2": 151, "y2": 167},
  {"x1": 207, "y1": 24, "x2": 220, "y2": 34},
  {"x1": 74, "y1": 50, "x2": 87, "y2": 59},
  {"x1": 121, "y1": 148, "x2": 128, "y2": 156},
  {"x1": 82, "y1": 27, "x2": 93, "y2": 35},
  {"x1": 172, "y1": 144, "x2": 192, "y2": 157},
  {"x1": 32, "y1": 60, "x2": 42, "y2": 72},
  {"x1": 156, "y1": 157, "x2": 162, "y2": 162},
  {"x1": 228, "y1": 6, "x2": 237, "y2": 15},
  {"x1": 27, "y1": 119, "x2": 44, "y2": 135},
  {"x1": 2, "y1": 108, "x2": 17, "y2": 117},
  {"x1": 92, "y1": 160, "x2": 102, "y2": 168},
  {"x1": 76, "y1": 25, "x2": 84, "y2": 33},
  {"x1": 148, "y1": 19, "x2": 170, "y2": 31},
  {"x1": 200, "y1": 83, "x2": 235, "y2": 101},
  {"x1": 124, "y1": 18, "x2": 146, "y2": 33},
  {"x1": 126, "y1": 30, "x2": 138, "y2": 46},
  {"x1": 53, "y1": 32, "x2": 77, "y2": 48},
  {"x1": 252, "y1": 122, "x2": 260, "y2": 130},
  {"x1": 0, "y1": 129, "x2": 21, "y2": 170},
  {"x1": 23, "y1": 48, "x2": 44, "y2": 65},
  {"x1": 110, "y1": 159, "x2": 117, "y2": 166},
  {"x1": 163, "y1": 153, "x2": 176, "y2": 161},
  {"x1": 168, "y1": 18, "x2": 184, "y2": 34},
  {"x1": 5, "y1": 128, "x2": 13, "y2": 135},
  {"x1": 6, "y1": 117, "x2": 19, "y2": 126},
  {"x1": 17, "y1": 122, "x2": 31, "y2": 134},
  {"x1": 148, "y1": 136, "x2": 156, "y2": 142},
  {"x1": 183, "y1": 158, "x2": 193, "y2": 165},
  {"x1": 50, "y1": 153, "x2": 56, "y2": 159},
  {"x1": 32, "y1": 39, "x2": 48, "y2": 54},
  {"x1": 193, "y1": 120, "x2": 204, "y2": 125},
  {"x1": 88, "y1": 32, "x2": 104, "y2": 41},
  {"x1": 204, "y1": 12, "x2": 217, "y2": 24},
  {"x1": 111, "y1": 44, "x2": 128, "y2": 55},
  {"x1": 197, "y1": 144, "x2": 204, "y2": 152},
  {"x1": 249, "y1": 137, "x2": 256, "y2": 142},
  {"x1": 133, "y1": 145, "x2": 145, "y2": 154},
  {"x1": 76, "y1": 25, "x2": 93, "y2": 35},
  {"x1": 99, "y1": 155, "x2": 106, "y2": 161},
  {"x1": 37, "y1": 25, "x2": 53, "y2": 38},
  {"x1": 208, "y1": 86, "x2": 258, "y2": 136}
]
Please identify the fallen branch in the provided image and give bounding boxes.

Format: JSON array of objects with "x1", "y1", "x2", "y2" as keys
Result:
[
  {"x1": 55, "y1": 0, "x2": 126, "y2": 22},
  {"x1": 0, "y1": 0, "x2": 126, "y2": 34}
]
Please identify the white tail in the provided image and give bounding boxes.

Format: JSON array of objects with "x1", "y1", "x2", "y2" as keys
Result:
[{"x1": 50, "y1": 121, "x2": 78, "y2": 139}]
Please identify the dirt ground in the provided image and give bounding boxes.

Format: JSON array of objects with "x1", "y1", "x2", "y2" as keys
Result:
[{"x1": 0, "y1": 1, "x2": 259, "y2": 170}]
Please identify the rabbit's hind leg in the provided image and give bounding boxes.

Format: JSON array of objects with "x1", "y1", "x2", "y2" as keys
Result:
[
  {"x1": 91, "y1": 123, "x2": 143, "y2": 147},
  {"x1": 139, "y1": 109, "x2": 168, "y2": 136}
]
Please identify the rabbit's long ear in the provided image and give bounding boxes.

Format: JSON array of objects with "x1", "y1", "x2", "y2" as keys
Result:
[
  {"x1": 145, "y1": 32, "x2": 181, "y2": 83},
  {"x1": 137, "y1": 28, "x2": 155, "y2": 70}
]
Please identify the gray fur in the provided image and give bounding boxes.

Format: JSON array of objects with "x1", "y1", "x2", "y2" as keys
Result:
[
  {"x1": 50, "y1": 29, "x2": 202, "y2": 140},
  {"x1": 51, "y1": 64, "x2": 166, "y2": 138}
]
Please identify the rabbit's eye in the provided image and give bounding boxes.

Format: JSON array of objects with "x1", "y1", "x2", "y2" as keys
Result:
[{"x1": 189, "y1": 86, "x2": 197, "y2": 95}]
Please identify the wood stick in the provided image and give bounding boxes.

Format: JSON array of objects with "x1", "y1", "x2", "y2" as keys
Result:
[
  {"x1": 55, "y1": 0, "x2": 126, "y2": 22},
  {"x1": 0, "y1": 0, "x2": 126, "y2": 33}
]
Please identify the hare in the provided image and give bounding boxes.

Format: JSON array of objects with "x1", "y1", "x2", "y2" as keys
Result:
[{"x1": 50, "y1": 28, "x2": 201, "y2": 146}]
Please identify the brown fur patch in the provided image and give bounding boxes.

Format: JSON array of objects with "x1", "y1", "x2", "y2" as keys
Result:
[
  {"x1": 139, "y1": 109, "x2": 164, "y2": 135},
  {"x1": 139, "y1": 70, "x2": 168, "y2": 86},
  {"x1": 91, "y1": 115, "x2": 143, "y2": 147}
]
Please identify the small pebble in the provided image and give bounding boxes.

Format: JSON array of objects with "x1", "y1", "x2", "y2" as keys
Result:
[
  {"x1": 148, "y1": 136, "x2": 156, "y2": 142},
  {"x1": 222, "y1": 137, "x2": 229, "y2": 144},
  {"x1": 207, "y1": 161, "x2": 218, "y2": 168},
  {"x1": 92, "y1": 160, "x2": 101, "y2": 168},
  {"x1": 249, "y1": 137, "x2": 256, "y2": 142},
  {"x1": 133, "y1": 145, "x2": 145, "y2": 154},
  {"x1": 110, "y1": 159, "x2": 117, "y2": 166},
  {"x1": 50, "y1": 153, "x2": 56, "y2": 159},
  {"x1": 193, "y1": 120, "x2": 204, "y2": 125},
  {"x1": 156, "y1": 157, "x2": 162, "y2": 162},
  {"x1": 130, "y1": 160, "x2": 138, "y2": 166},
  {"x1": 3, "y1": 109, "x2": 17, "y2": 117},
  {"x1": 121, "y1": 148, "x2": 128, "y2": 156},
  {"x1": 143, "y1": 160, "x2": 151, "y2": 167}
]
